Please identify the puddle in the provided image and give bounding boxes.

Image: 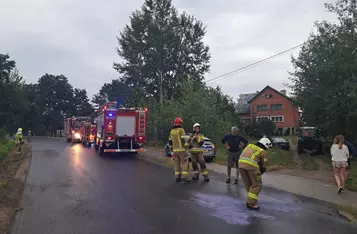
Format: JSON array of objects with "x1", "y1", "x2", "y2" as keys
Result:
[{"x1": 190, "y1": 192, "x2": 302, "y2": 225}]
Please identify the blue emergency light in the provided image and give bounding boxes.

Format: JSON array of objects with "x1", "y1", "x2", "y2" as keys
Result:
[{"x1": 108, "y1": 113, "x2": 113, "y2": 117}]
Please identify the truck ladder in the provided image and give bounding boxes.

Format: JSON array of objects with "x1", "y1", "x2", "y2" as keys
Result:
[{"x1": 138, "y1": 110, "x2": 146, "y2": 136}]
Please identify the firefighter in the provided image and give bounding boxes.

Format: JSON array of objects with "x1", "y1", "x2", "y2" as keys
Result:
[
  {"x1": 187, "y1": 123, "x2": 209, "y2": 182},
  {"x1": 168, "y1": 117, "x2": 190, "y2": 183},
  {"x1": 15, "y1": 128, "x2": 24, "y2": 153},
  {"x1": 238, "y1": 137, "x2": 272, "y2": 210}
]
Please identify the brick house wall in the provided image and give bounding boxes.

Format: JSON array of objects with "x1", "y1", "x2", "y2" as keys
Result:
[{"x1": 238, "y1": 86, "x2": 299, "y2": 135}]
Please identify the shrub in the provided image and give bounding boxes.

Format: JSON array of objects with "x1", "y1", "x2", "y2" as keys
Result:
[{"x1": 0, "y1": 144, "x2": 9, "y2": 160}]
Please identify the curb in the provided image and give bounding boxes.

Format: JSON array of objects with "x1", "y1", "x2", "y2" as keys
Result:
[
  {"x1": 338, "y1": 210, "x2": 357, "y2": 224},
  {"x1": 10, "y1": 145, "x2": 33, "y2": 233}
]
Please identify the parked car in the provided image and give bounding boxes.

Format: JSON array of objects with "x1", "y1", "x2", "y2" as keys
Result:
[
  {"x1": 165, "y1": 135, "x2": 216, "y2": 162},
  {"x1": 270, "y1": 137, "x2": 290, "y2": 150}
]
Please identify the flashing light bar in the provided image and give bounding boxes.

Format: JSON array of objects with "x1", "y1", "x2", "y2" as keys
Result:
[{"x1": 104, "y1": 148, "x2": 146, "y2": 153}]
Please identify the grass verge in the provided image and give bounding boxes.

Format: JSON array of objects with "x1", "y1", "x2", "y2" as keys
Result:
[
  {"x1": 215, "y1": 146, "x2": 294, "y2": 171},
  {"x1": 337, "y1": 205, "x2": 357, "y2": 223},
  {"x1": 346, "y1": 159, "x2": 357, "y2": 191},
  {"x1": 0, "y1": 143, "x2": 30, "y2": 234},
  {"x1": 300, "y1": 154, "x2": 319, "y2": 170}
]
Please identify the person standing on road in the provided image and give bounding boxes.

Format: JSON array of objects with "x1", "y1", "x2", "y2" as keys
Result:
[
  {"x1": 343, "y1": 139, "x2": 356, "y2": 181},
  {"x1": 331, "y1": 135, "x2": 349, "y2": 194},
  {"x1": 187, "y1": 123, "x2": 209, "y2": 182},
  {"x1": 239, "y1": 137, "x2": 272, "y2": 210},
  {"x1": 221, "y1": 126, "x2": 248, "y2": 184},
  {"x1": 168, "y1": 117, "x2": 190, "y2": 183}
]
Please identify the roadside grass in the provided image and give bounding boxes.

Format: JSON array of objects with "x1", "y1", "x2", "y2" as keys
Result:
[
  {"x1": 346, "y1": 159, "x2": 357, "y2": 191},
  {"x1": 337, "y1": 205, "x2": 357, "y2": 223},
  {"x1": 214, "y1": 145, "x2": 294, "y2": 171},
  {"x1": 300, "y1": 154, "x2": 319, "y2": 170}
]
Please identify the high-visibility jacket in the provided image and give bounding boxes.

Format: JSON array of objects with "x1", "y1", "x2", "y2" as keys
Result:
[
  {"x1": 238, "y1": 144, "x2": 267, "y2": 171},
  {"x1": 15, "y1": 132, "x2": 23, "y2": 144},
  {"x1": 168, "y1": 126, "x2": 187, "y2": 153},
  {"x1": 187, "y1": 132, "x2": 204, "y2": 153}
]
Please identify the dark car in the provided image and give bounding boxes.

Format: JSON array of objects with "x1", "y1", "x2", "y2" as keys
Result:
[
  {"x1": 165, "y1": 135, "x2": 216, "y2": 162},
  {"x1": 270, "y1": 137, "x2": 290, "y2": 150}
]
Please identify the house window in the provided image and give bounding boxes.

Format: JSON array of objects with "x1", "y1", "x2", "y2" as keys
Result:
[
  {"x1": 240, "y1": 117, "x2": 251, "y2": 124},
  {"x1": 256, "y1": 104, "x2": 268, "y2": 112},
  {"x1": 270, "y1": 104, "x2": 282, "y2": 111},
  {"x1": 256, "y1": 116, "x2": 270, "y2": 122},
  {"x1": 270, "y1": 116, "x2": 284, "y2": 123}
]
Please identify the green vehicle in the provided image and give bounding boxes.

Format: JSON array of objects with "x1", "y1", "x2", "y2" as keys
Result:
[{"x1": 297, "y1": 127, "x2": 323, "y2": 155}]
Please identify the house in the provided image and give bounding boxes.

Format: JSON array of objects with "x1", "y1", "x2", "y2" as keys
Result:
[{"x1": 237, "y1": 86, "x2": 299, "y2": 135}]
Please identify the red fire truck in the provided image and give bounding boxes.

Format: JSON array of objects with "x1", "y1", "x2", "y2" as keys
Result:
[
  {"x1": 80, "y1": 123, "x2": 97, "y2": 147},
  {"x1": 95, "y1": 101, "x2": 148, "y2": 155},
  {"x1": 64, "y1": 116, "x2": 92, "y2": 143}
]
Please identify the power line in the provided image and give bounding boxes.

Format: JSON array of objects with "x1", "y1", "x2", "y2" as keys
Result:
[{"x1": 205, "y1": 43, "x2": 304, "y2": 84}]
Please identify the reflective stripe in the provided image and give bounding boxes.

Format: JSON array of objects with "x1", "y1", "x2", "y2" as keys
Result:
[
  {"x1": 182, "y1": 171, "x2": 188, "y2": 175},
  {"x1": 202, "y1": 170, "x2": 208, "y2": 175},
  {"x1": 247, "y1": 144, "x2": 263, "y2": 160},
  {"x1": 248, "y1": 192, "x2": 258, "y2": 200},
  {"x1": 193, "y1": 171, "x2": 199, "y2": 174},
  {"x1": 175, "y1": 171, "x2": 180, "y2": 175},
  {"x1": 190, "y1": 148, "x2": 203, "y2": 152},
  {"x1": 173, "y1": 148, "x2": 186, "y2": 152},
  {"x1": 239, "y1": 158, "x2": 259, "y2": 168}
]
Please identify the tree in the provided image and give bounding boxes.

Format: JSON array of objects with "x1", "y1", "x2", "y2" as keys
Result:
[
  {"x1": 72, "y1": 89, "x2": 94, "y2": 116},
  {"x1": 0, "y1": 54, "x2": 29, "y2": 133},
  {"x1": 289, "y1": 0, "x2": 357, "y2": 139},
  {"x1": 36, "y1": 74, "x2": 76, "y2": 134},
  {"x1": 92, "y1": 79, "x2": 133, "y2": 108},
  {"x1": 113, "y1": 0, "x2": 210, "y2": 106}
]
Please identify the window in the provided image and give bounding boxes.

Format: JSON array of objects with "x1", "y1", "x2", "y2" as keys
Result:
[
  {"x1": 256, "y1": 116, "x2": 270, "y2": 122},
  {"x1": 270, "y1": 116, "x2": 284, "y2": 123},
  {"x1": 256, "y1": 104, "x2": 268, "y2": 112},
  {"x1": 270, "y1": 104, "x2": 282, "y2": 111},
  {"x1": 240, "y1": 117, "x2": 251, "y2": 124}
]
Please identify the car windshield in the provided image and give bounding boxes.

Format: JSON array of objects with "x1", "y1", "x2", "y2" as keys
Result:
[
  {"x1": 72, "y1": 120, "x2": 82, "y2": 128},
  {"x1": 271, "y1": 137, "x2": 287, "y2": 143},
  {"x1": 301, "y1": 129, "x2": 316, "y2": 137}
]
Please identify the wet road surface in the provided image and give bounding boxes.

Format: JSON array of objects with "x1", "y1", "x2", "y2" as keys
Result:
[{"x1": 12, "y1": 138, "x2": 356, "y2": 234}]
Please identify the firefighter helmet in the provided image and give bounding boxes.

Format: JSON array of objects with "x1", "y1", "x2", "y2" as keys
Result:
[
  {"x1": 193, "y1": 123, "x2": 200, "y2": 129},
  {"x1": 174, "y1": 117, "x2": 183, "y2": 125},
  {"x1": 258, "y1": 137, "x2": 272, "y2": 149}
]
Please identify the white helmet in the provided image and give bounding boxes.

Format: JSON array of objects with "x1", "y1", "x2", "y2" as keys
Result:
[
  {"x1": 193, "y1": 123, "x2": 201, "y2": 129},
  {"x1": 258, "y1": 137, "x2": 272, "y2": 149}
]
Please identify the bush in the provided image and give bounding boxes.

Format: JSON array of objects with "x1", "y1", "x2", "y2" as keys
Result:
[{"x1": 0, "y1": 139, "x2": 16, "y2": 160}]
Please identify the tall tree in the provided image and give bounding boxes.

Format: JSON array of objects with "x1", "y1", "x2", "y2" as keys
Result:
[
  {"x1": 289, "y1": 0, "x2": 357, "y2": 138},
  {"x1": 114, "y1": 0, "x2": 210, "y2": 106},
  {"x1": 37, "y1": 74, "x2": 75, "y2": 134},
  {"x1": 92, "y1": 79, "x2": 132, "y2": 108},
  {"x1": 72, "y1": 88, "x2": 94, "y2": 116}
]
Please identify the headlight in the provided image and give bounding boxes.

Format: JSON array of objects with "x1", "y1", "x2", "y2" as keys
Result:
[{"x1": 74, "y1": 133, "x2": 81, "y2": 138}]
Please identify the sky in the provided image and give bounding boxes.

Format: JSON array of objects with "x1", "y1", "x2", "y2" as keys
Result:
[{"x1": 0, "y1": 0, "x2": 338, "y2": 100}]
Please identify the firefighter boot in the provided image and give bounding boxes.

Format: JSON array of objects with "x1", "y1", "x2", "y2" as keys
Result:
[
  {"x1": 192, "y1": 173, "x2": 199, "y2": 180},
  {"x1": 176, "y1": 175, "x2": 182, "y2": 183}
]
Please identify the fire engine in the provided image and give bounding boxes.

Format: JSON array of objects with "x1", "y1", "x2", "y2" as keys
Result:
[
  {"x1": 95, "y1": 101, "x2": 148, "y2": 155},
  {"x1": 79, "y1": 123, "x2": 97, "y2": 147},
  {"x1": 64, "y1": 116, "x2": 92, "y2": 143}
]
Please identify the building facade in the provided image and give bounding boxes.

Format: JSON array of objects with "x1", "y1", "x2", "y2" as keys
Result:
[{"x1": 237, "y1": 86, "x2": 299, "y2": 135}]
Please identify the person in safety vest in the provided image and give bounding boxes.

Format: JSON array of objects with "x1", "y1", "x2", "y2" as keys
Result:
[
  {"x1": 15, "y1": 128, "x2": 24, "y2": 153},
  {"x1": 187, "y1": 123, "x2": 209, "y2": 182},
  {"x1": 238, "y1": 137, "x2": 272, "y2": 210},
  {"x1": 168, "y1": 117, "x2": 190, "y2": 183}
]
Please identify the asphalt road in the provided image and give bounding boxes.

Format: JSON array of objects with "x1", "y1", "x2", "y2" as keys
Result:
[{"x1": 11, "y1": 138, "x2": 356, "y2": 234}]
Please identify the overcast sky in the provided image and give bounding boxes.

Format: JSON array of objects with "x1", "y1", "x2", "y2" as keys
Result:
[{"x1": 0, "y1": 0, "x2": 337, "y2": 100}]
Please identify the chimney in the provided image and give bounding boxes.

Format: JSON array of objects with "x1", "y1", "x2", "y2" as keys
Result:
[{"x1": 280, "y1": 90, "x2": 287, "y2": 95}]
